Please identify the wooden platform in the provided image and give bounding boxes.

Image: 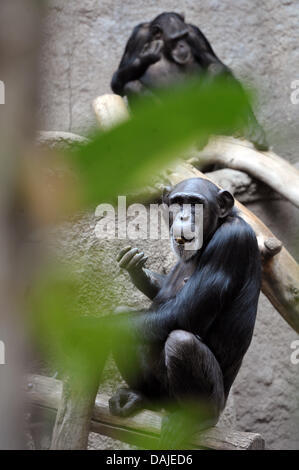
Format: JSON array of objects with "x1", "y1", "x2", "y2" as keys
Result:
[{"x1": 26, "y1": 375, "x2": 265, "y2": 450}]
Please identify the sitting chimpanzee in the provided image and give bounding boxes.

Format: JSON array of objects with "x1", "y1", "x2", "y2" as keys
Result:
[
  {"x1": 109, "y1": 178, "x2": 261, "y2": 446},
  {"x1": 111, "y1": 11, "x2": 268, "y2": 150}
]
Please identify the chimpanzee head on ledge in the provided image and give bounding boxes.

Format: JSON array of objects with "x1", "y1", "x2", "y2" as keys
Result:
[
  {"x1": 163, "y1": 178, "x2": 235, "y2": 261},
  {"x1": 149, "y1": 12, "x2": 192, "y2": 65}
]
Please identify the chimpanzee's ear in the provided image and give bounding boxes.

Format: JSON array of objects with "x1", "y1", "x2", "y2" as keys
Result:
[
  {"x1": 217, "y1": 189, "x2": 234, "y2": 218},
  {"x1": 162, "y1": 185, "x2": 172, "y2": 205},
  {"x1": 178, "y1": 12, "x2": 185, "y2": 21}
]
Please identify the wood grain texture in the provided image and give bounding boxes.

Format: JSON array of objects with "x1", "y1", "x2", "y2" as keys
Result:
[
  {"x1": 190, "y1": 135, "x2": 299, "y2": 208},
  {"x1": 26, "y1": 375, "x2": 265, "y2": 450}
]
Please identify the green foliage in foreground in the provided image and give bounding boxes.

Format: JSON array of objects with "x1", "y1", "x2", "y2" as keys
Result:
[
  {"x1": 71, "y1": 77, "x2": 249, "y2": 206},
  {"x1": 30, "y1": 78, "x2": 249, "y2": 448}
]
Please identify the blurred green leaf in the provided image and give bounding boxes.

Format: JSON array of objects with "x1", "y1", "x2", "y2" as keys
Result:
[
  {"x1": 28, "y1": 264, "x2": 138, "y2": 389},
  {"x1": 70, "y1": 77, "x2": 249, "y2": 206},
  {"x1": 29, "y1": 77, "x2": 249, "y2": 388},
  {"x1": 28, "y1": 78, "x2": 250, "y2": 448}
]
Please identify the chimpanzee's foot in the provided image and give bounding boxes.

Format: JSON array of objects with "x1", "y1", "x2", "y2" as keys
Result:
[{"x1": 109, "y1": 387, "x2": 145, "y2": 417}]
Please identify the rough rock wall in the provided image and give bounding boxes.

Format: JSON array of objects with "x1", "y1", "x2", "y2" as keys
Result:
[
  {"x1": 40, "y1": 1, "x2": 299, "y2": 449},
  {"x1": 234, "y1": 199, "x2": 299, "y2": 450},
  {"x1": 39, "y1": 0, "x2": 299, "y2": 162}
]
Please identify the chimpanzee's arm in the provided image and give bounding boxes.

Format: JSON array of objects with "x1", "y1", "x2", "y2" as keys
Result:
[
  {"x1": 129, "y1": 268, "x2": 165, "y2": 300},
  {"x1": 111, "y1": 29, "x2": 162, "y2": 96},
  {"x1": 131, "y1": 217, "x2": 260, "y2": 342},
  {"x1": 117, "y1": 246, "x2": 165, "y2": 300},
  {"x1": 111, "y1": 60, "x2": 149, "y2": 96}
]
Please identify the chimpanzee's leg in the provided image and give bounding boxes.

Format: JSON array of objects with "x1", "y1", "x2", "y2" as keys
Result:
[
  {"x1": 109, "y1": 310, "x2": 165, "y2": 417},
  {"x1": 158, "y1": 329, "x2": 225, "y2": 448},
  {"x1": 164, "y1": 329, "x2": 225, "y2": 420},
  {"x1": 109, "y1": 339, "x2": 166, "y2": 417}
]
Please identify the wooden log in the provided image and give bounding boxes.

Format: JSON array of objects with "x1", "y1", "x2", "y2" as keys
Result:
[
  {"x1": 92, "y1": 94, "x2": 129, "y2": 131},
  {"x1": 205, "y1": 168, "x2": 280, "y2": 204},
  {"x1": 36, "y1": 131, "x2": 88, "y2": 150},
  {"x1": 188, "y1": 135, "x2": 299, "y2": 209},
  {"x1": 50, "y1": 374, "x2": 101, "y2": 450},
  {"x1": 26, "y1": 375, "x2": 265, "y2": 450},
  {"x1": 92, "y1": 94, "x2": 299, "y2": 208}
]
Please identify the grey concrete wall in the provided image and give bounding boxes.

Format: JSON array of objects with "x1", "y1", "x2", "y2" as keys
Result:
[
  {"x1": 234, "y1": 199, "x2": 299, "y2": 450},
  {"x1": 40, "y1": 1, "x2": 299, "y2": 449},
  {"x1": 39, "y1": 0, "x2": 299, "y2": 162}
]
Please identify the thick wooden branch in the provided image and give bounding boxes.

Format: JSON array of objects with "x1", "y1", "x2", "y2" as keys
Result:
[
  {"x1": 188, "y1": 136, "x2": 299, "y2": 208},
  {"x1": 50, "y1": 375, "x2": 101, "y2": 450},
  {"x1": 27, "y1": 375, "x2": 265, "y2": 450},
  {"x1": 92, "y1": 94, "x2": 129, "y2": 130},
  {"x1": 92, "y1": 94, "x2": 299, "y2": 208},
  {"x1": 205, "y1": 168, "x2": 279, "y2": 203}
]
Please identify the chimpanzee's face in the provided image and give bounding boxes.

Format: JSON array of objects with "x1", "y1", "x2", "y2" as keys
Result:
[
  {"x1": 164, "y1": 178, "x2": 234, "y2": 261},
  {"x1": 169, "y1": 36, "x2": 192, "y2": 65},
  {"x1": 150, "y1": 13, "x2": 192, "y2": 65}
]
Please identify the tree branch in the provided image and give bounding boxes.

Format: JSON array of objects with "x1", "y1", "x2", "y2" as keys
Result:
[{"x1": 189, "y1": 136, "x2": 299, "y2": 208}]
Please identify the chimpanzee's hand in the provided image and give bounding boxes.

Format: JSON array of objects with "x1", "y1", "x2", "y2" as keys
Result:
[
  {"x1": 128, "y1": 40, "x2": 162, "y2": 82},
  {"x1": 140, "y1": 39, "x2": 163, "y2": 66},
  {"x1": 117, "y1": 246, "x2": 148, "y2": 274}
]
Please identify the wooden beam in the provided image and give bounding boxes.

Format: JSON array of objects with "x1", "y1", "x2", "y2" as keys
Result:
[
  {"x1": 189, "y1": 136, "x2": 299, "y2": 209},
  {"x1": 26, "y1": 374, "x2": 265, "y2": 450},
  {"x1": 50, "y1": 374, "x2": 101, "y2": 450}
]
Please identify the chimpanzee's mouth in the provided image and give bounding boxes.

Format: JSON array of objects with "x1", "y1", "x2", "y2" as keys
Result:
[{"x1": 175, "y1": 235, "x2": 195, "y2": 245}]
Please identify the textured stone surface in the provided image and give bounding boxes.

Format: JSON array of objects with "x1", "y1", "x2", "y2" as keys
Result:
[
  {"x1": 39, "y1": 0, "x2": 299, "y2": 163},
  {"x1": 39, "y1": 1, "x2": 299, "y2": 449},
  {"x1": 36, "y1": 131, "x2": 87, "y2": 149},
  {"x1": 234, "y1": 199, "x2": 299, "y2": 450}
]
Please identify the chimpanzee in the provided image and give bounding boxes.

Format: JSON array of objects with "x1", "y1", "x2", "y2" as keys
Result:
[
  {"x1": 111, "y1": 12, "x2": 268, "y2": 150},
  {"x1": 109, "y1": 178, "x2": 261, "y2": 446}
]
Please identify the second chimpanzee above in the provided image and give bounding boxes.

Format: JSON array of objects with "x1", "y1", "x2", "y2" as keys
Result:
[
  {"x1": 110, "y1": 178, "x2": 261, "y2": 445},
  {"x1": 111, "y1": 11, "x2": 268, "y2": 150}
]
